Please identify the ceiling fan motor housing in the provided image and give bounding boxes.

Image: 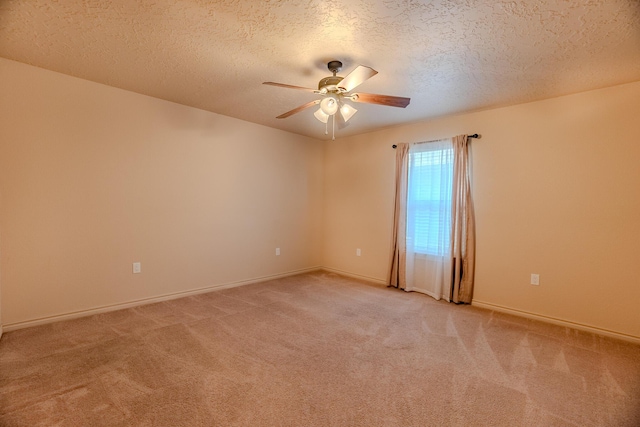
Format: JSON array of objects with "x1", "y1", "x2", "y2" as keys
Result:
[{"x1": 318, "y1": 75, "x2": 344, "y2": 92}]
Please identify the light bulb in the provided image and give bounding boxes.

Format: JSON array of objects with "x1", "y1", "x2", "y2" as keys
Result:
[
  {"x1": 320, "y1": 95, "x2": 339, "y2": 115},
  {"x1": 340, "y1": 103, "x2": 357, "y2": 122},
  {"x1": 314, "y1": 108, "x2": 329, "y2": 123}
]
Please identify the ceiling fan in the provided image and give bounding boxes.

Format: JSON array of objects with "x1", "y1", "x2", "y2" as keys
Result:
[{"x1": 263, "y1": 60, "x2": 410, "y2": 139}]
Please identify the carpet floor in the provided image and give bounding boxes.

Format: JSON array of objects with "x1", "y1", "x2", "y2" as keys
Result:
[{"x1": 0, "y1": 271, "x2": 639, "y2": 426}]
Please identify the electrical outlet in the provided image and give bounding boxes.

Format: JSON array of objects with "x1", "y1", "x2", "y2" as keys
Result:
[
  {"x1": 356, "y1": 248, "x2": 361, "y2": 256},
  {"x1": 133, "y1": 262, "x2": 141, "y2": 274},
  {"x1": 275, "y1": 248, "x2": 280, "y2": 256},
  {"x1": 530, "y1": 274, "x2": 539, "y2": 285}
]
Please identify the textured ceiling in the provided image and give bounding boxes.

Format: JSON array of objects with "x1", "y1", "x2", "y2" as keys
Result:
[{"x1": 1, "y1": 0, "x2": 639, "y2": 140}]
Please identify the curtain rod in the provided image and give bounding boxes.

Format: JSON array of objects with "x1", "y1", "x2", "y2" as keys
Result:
[{"x1": 392, "y1": 134, "x2": 479, "y2": 149}]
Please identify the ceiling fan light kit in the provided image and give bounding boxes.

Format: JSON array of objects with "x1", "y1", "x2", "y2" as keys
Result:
[
  {"x1": 264, "y1": 60, "x2": 410, "y2": 140},
  {"x1": 314, "y1": 108, "x2": 329, "y2": 124},
  {"x1": 339, "y1": 102, "x2": 357, "y2": 122},
  {"x1": 320, "y1": 94, "x2": 339, "y2": 115}
]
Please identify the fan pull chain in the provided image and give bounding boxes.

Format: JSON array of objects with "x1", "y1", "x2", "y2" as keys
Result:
[{"x1": 332, "y1": 114, "x2": 335, "y2": 140}]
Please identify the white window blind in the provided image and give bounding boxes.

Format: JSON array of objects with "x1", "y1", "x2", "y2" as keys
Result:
[{"x1": 406, "y1": 140, "x2": 453, "y2": 256}]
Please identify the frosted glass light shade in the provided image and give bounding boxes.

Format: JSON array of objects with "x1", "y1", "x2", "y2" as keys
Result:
[
  {"x1": 320, "y1": 95, "x2": 339, "y2": 115},
  {"x1": 340, "y1": 103, "x2": 357, "y2": 122},
  {"x1": 314, "y1": 108, "x2": 329, "y2": 123}
]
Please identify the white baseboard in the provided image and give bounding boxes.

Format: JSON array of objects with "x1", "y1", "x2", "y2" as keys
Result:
[
  {"x1": 320, "y1": 267, "x2": 387, "y2": 285},
  {"x1": 2, "y1": 266, "x2": 322, "y2": 332},
  {"x1": 472, "y1": 299, "x2": 640, "y2": 344},
  {"x1": 322, "y1": 267, "x2": 640, "y2": 344},
  {"x1": 5, "y1": 266, "x2": 638, "y2": 346}
]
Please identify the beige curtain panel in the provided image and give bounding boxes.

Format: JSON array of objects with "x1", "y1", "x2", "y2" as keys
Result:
[
  {"x1": 450, "y1": 135, "x2": 476, "y2": 303},
  {"x1": 388, "y1": 143, "x2": 410, "y2": 289}
]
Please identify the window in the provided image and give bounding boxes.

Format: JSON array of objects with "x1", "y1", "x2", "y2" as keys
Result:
[{"x1": 406, "y1": 140, "x2": 453, "y2": 256}]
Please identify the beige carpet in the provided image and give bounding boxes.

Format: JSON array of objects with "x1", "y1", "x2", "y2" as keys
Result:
[{"x1": 0, "y1": 271, "x2": 638, "y2": 426}]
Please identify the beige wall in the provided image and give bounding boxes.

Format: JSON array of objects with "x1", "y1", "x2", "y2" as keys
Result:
[
  {"x1": 323, "y1": 81, "x2": 640, "y2": 339},
  {"x1": 2, "y1": 56, "x2": 639, "y2": 340},
  {"x1": 0, "y1": 58, "x2": 323, "y2": 327}
]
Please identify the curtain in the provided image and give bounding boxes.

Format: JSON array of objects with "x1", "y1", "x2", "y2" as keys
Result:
[
  {"x1": 389, "y1": 135, "x2": 476, "y2": 303},
  {"x1": 405, "y1": 139, "x2": 453, "y2": 300},
  {"x1": 388, "y1": 143, "x2": 410, "y2": 289},
  {"x1": 451, "y1": 135, "x2": 476, "y2": 303}
]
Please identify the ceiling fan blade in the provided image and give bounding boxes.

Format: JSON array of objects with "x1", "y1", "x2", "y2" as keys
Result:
[
  {"x1": 337, "y1": 65, "x2": 378, "y2": 92},
  {"x1": 276, "y1": 99, "x2": 320, "y2": 119},
  {"x1": 352, "y1": 92, "x2": 410, "y2": 108},
  {"x1": 263, "y1": 82, "x2": 317, "y2": 92}
]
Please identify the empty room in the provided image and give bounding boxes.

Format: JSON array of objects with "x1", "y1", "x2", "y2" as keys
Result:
[{"x1": 1, "y1": 0, "x2": 639, "y2": 425}]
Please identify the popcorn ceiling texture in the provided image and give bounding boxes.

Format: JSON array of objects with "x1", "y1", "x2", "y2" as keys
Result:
[{"x1": 0, "y1": 0, "x2": 639, "y2": 139}]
